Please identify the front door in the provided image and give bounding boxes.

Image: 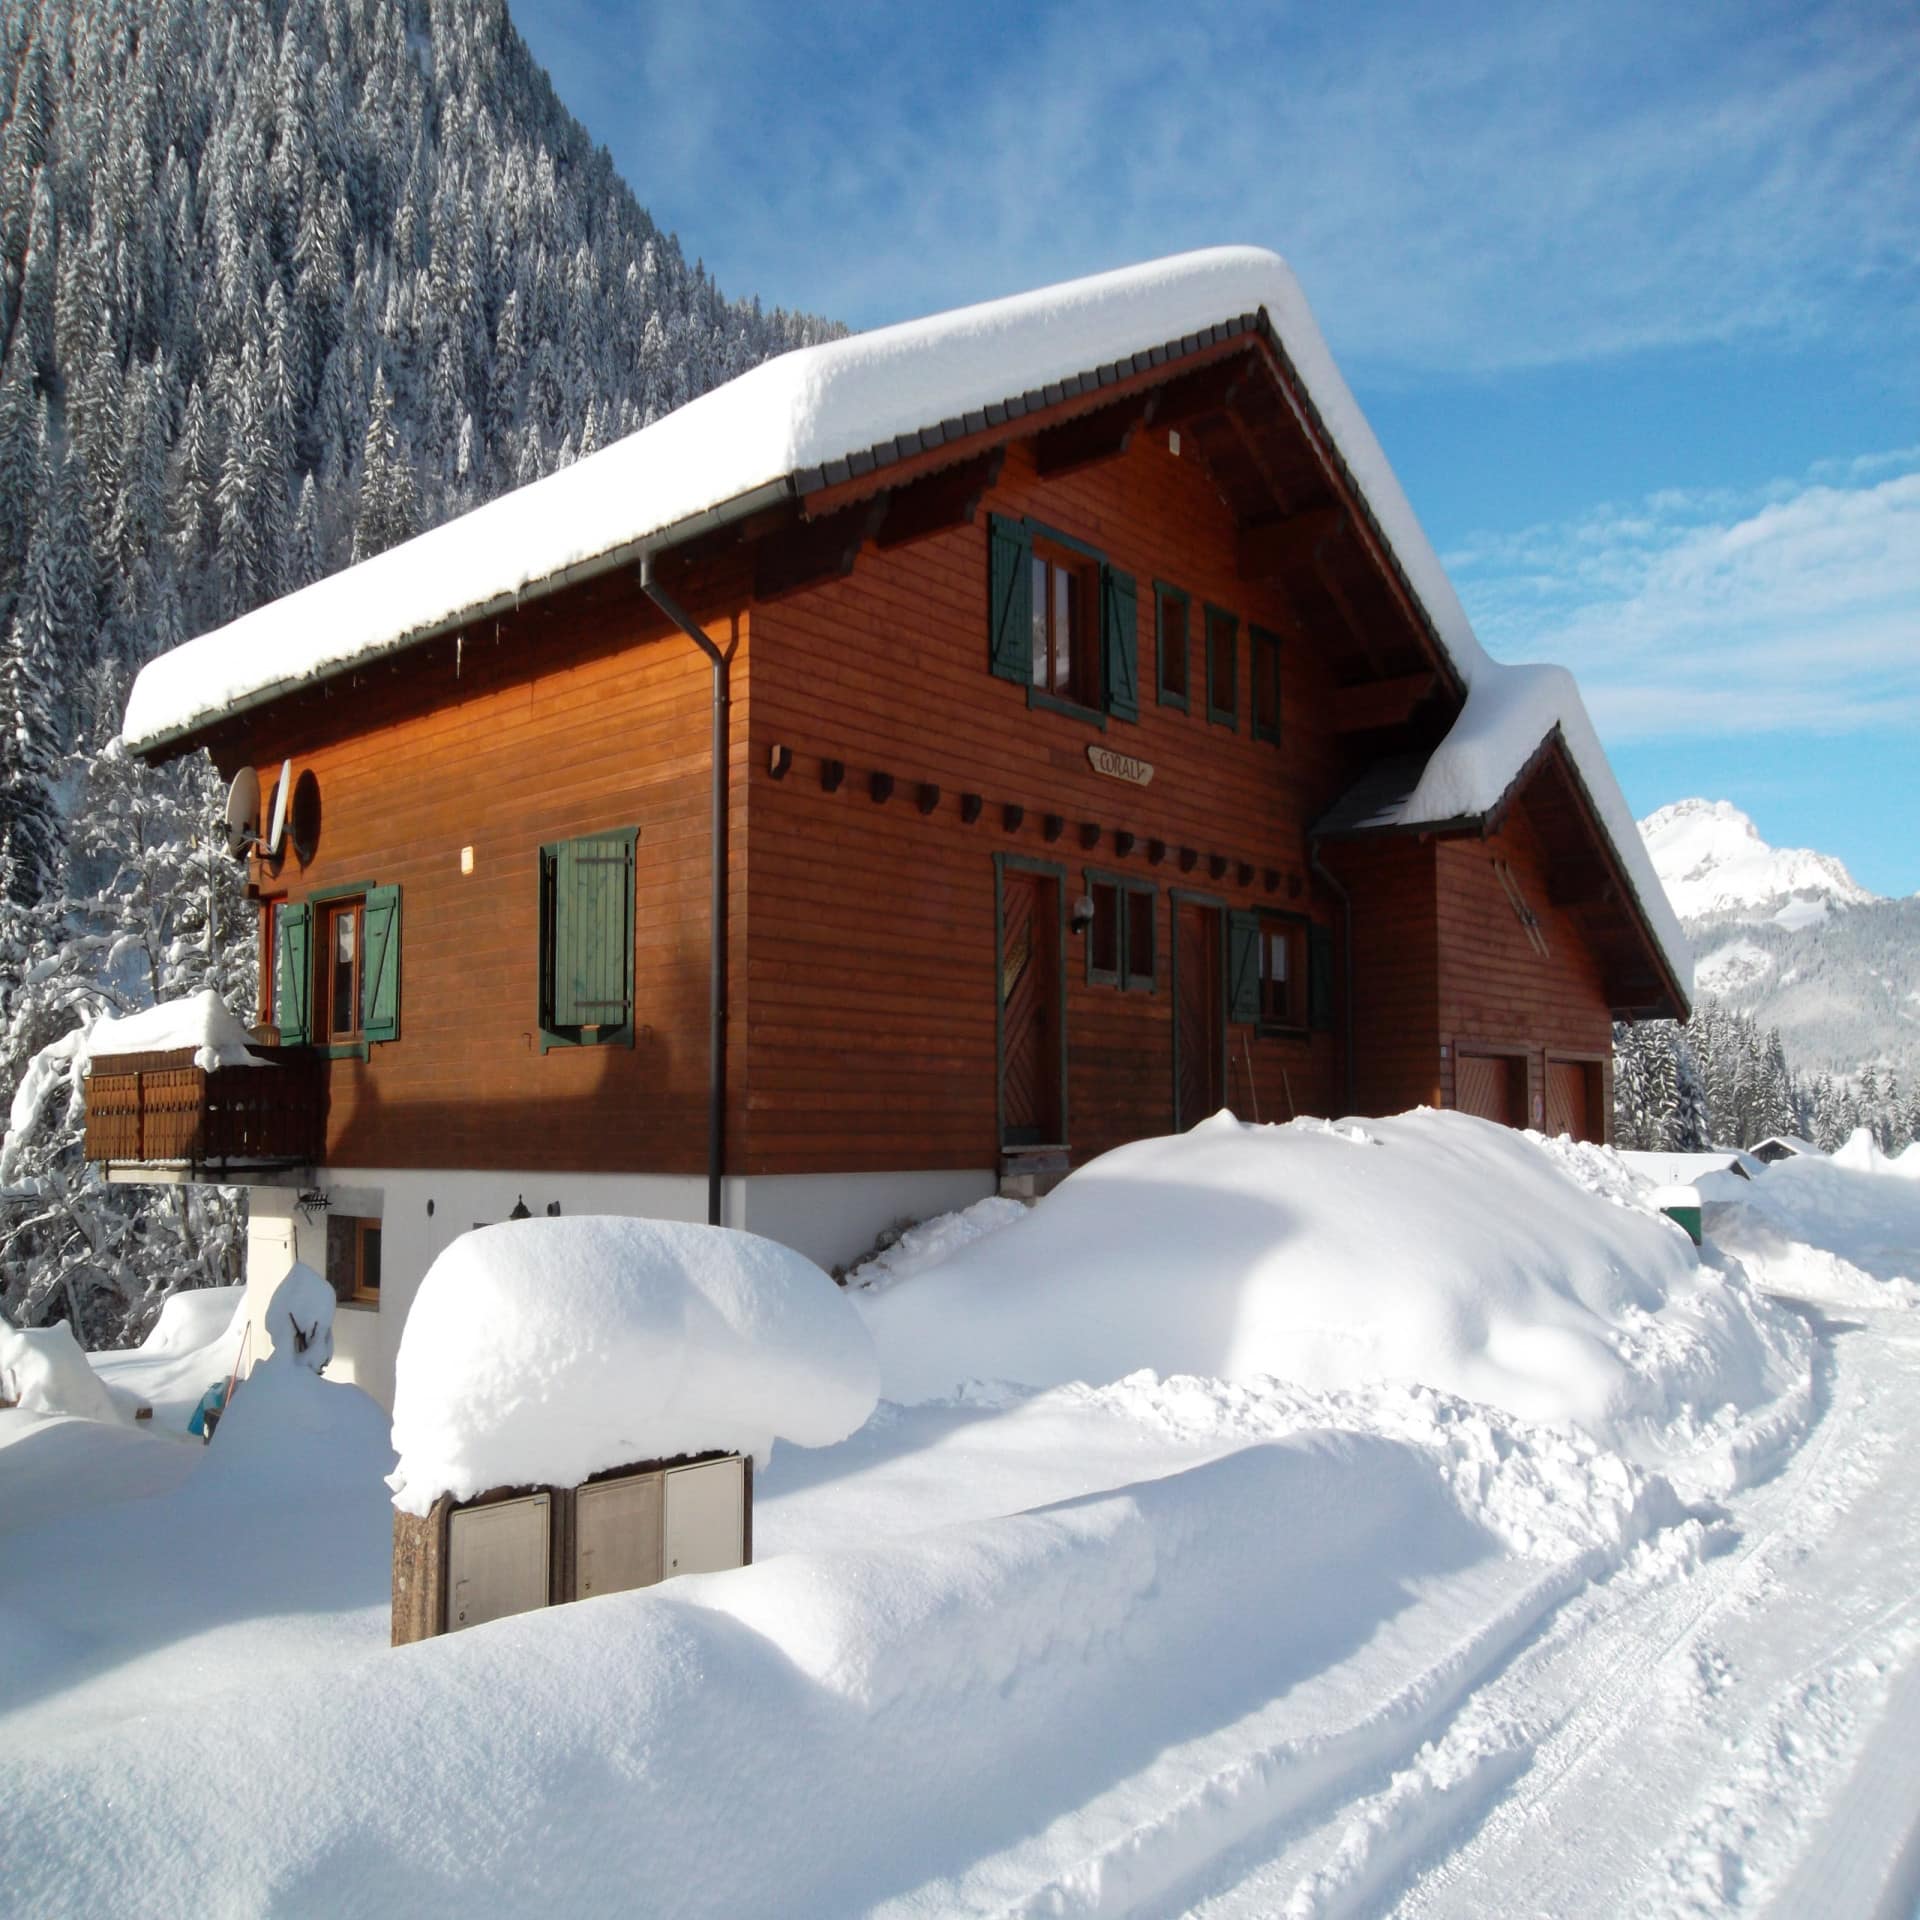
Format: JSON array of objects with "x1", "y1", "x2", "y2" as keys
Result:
[
  {"x1": 1174, "y1": 899, "x2": 1226, "y2": 1130},
  {"x1": 998, "y1": 866, "x2": 1064, "y2": 1147}
]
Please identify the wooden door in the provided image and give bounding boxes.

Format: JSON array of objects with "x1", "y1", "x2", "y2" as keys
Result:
[
  {"x1": 1174, "y1": 900, "x2": 1225, "y2": 1130},
  {"x1": 1545, "y1": 1057, "x2": 1601, "y2": 1142},
  {"x1": 999, "y1": 868, "x2": 1063, "y2": 1147},
  {"x1": 1455, "y1": 1050, "x2": 1522, "y2": 1126}
]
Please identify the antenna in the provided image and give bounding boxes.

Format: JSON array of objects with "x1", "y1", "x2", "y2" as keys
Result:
[
  {"x1": 223, "y1": 766, "x2": 261, "y2": 859},
  {"x1": 266, "y1": 760, "x2": 292, "y2": 856}
]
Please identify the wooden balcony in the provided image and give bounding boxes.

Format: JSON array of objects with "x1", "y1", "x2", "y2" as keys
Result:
[{"x1": 83, "y1": 1046, "x2": 325, "y2": 1174}]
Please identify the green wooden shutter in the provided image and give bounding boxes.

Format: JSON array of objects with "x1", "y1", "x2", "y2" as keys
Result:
[
  {"x1": 1309, "y1": 922, "x2": 1334, "y2": 1031},
  {"x1": 554, "y1": 834, "x2": 634, "y2": 1032},
  {"x1": 1227, "y1": 910, "x2": 1261, "y2": 1025},
  {"x1": 1102, "y1": 566, "x2": 1139, "y2": 722},
  {"x1": 988, "y1": 514, "x2": 1033, "y2": 683},
  {"x1": 276, "y1": 902, "x2": 311, "y2": 1045},
  {"x1": 361, "y1": 885, "x2": 401, "y2": 1043}
]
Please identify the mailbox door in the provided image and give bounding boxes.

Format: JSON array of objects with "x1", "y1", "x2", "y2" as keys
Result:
[
  {"x1": 662, "y1": 1456, "x2": 746, "y2": 1580},
  {"x1": 574, "y1": 1472, "x2": 664, "y2": 1599},
  {"x1": 446, "y1": 1492, "x2": 551, "y2": 1632}
]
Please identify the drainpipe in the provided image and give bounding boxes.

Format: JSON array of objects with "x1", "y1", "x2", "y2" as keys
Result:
[
  {"x1": 1309, "y1": 843, "x2": 1356, "y2": 1116},
  {"x1": 638, "y1": 557, "x2": 728, "y2": 1229}
]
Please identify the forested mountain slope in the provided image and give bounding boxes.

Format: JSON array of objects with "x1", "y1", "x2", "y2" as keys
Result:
[{"x1": 0, "y1": 0, "x2": 838, "y2": 1341}]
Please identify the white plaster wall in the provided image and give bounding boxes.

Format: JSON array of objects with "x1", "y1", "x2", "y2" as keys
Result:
[{"x1": 236, "y1": 1164, "x2": 994, "y2": 1410}]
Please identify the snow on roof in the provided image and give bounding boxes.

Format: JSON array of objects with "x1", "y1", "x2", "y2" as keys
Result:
[
  {"x1": 387, "y1": 1216, "x2": 878, "y2": 1513},
  {"x1": 120, "y1": 245, "x2": 1686, "y2": 995}
]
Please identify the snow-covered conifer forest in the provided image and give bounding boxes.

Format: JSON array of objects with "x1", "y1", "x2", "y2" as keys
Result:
[{"x1": 0, "y1": 0, "x2": 837, "y2": 1345}]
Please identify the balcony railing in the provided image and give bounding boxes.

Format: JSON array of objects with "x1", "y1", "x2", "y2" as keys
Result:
[{"x1": 83, "y1": 1046, "x2": 325, "y2": 1172}]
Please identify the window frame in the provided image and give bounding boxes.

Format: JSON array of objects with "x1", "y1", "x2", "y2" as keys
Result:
[
  {"x1": 275, "y1": 880, "x2": 399, "y2": 1059},
  {"x1": 1154, "y1": 581, "x2": 1191, "y2": 712},
  {"x1": 538, "y1": 826, "x2": 640, "y2": 1053},
  {"x1": 1083, "y1": 868, "x2": 1158, "y2": 993},
  {"x1": 1204, "y1": 604, "x2": 1239, "y2": 729},
  {"x1": 325, "y1": 1213, "x2": 384, "y2": 1311}
]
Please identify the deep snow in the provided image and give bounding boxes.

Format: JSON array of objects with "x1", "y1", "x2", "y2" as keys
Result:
[{"x1": 2, "y1": 1111, "x2": 1916, "y2": 1917}]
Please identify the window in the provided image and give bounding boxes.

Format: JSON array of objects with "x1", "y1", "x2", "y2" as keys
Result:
[
  {"x1": 1030, "y1": 539, "x2": 1100, "y2": 710},
  {"x1": 1205, "y1": 605, "x2": 1238, "y2": 727},
  {"x1": 1228, "y1": 910, "x2": 1332, "y2": 1032},
  {"x1": 320, "y1": 897, "x2": 363, "y2": 1043},
  {"x1": 1085, "y1": 871, "x2": 1156, "y2": 991},
  {"x1": 1259, "y1": 920, "x2": 1304, "y2": 1029},
  {"x1": 987, "y1": 515, "x2": 1138, "y2": 724},
  {"x1": 326, "y1": 1214, "x2": 382, "y2": 1307},
  {"x1": 539, "y1": 829, "x2": 638, "y2": 1050},
  {"x1": 1155, "y1": 583, "x2": 1190, "y2": 711},
  {"x1": 1251, "y1": 626, "x2": 1282, "y2": 744},
  {"x1": 272, "y1": 886, "x2": 401, "y2": 1050}
]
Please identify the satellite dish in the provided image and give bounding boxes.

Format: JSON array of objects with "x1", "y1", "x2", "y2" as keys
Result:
[
  {"x1": 223, "y1": 766, "x2": 261, "y2": 859},
  {"x1": 266, "y1": 760, "x2": 292, "y2": 856}
]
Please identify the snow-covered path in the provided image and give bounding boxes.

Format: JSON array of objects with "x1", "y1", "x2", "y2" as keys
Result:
[{"x1": 1175, "y1": 1300, "x2": 1920, "y2": 1918}]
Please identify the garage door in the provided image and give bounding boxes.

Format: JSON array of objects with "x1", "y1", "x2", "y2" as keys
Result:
[
  {"x1": 1545, "y1": 1057, "x2": 1602, "y2": 1142},
  {"x1": 1455, "y1": 1050, "x2": 1522, "y2": 1126}
]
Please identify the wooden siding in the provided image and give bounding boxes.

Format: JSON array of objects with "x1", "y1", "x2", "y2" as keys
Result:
[
  {"x1": 742, "y1": 429, "x2": 1347, "y2": 1174},
  {"x1": 234, "y1": 560, "x2": 754, "y2": 1177},
  {"x1": 1327, "y1": 835, "x2": 1442, "y2": 1118},
  {"x1": 1433, "y1": 800, "x2": 1615, "y2": 1140}
]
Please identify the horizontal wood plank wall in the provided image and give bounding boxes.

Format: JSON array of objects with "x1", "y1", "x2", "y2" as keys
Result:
[
  {"x1": 238, "y1": 560, "x2": 753, "y2": 1176},
  {"x1": 1329, "y1": 836, "x2": 1442, "y2": 1117},
  {"x1": 1434, "y1": 799, "x2": 1615, "y2": 1140},
  {"x1": 745, "y1": 431, "x2": 1346, "y2": 1175}
]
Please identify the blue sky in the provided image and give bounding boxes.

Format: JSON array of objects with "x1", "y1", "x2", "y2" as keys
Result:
[{"x1": 514, "y1": 0, "x2": 1920, "y2": 893}]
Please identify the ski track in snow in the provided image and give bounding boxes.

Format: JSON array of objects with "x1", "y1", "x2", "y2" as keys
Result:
[{"x1": 1166, "y1": 1303, "x2": 1920, "y2": 1919}]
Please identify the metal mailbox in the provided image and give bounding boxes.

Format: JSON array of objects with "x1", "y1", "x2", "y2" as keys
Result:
[
  {"x1": 446, "y1": 1491, "x2": 551, "y2": 1632},
  {"x1": 574, "y1": 1471, "x2": 664, "y2": 1599},
  {"x1": 663, "y1": 1455, "x2": 747, "y2": 1579}
]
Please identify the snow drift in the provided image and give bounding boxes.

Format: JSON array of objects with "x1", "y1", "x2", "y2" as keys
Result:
[
  {"x1": 863, "y1": 1110, "x2": 1805, "y2": 1459},
  {"x1": 388, "y1": 1217, "x2": 879, "y2": 1512}
]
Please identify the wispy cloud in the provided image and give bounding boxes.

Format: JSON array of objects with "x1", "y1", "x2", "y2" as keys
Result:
[
  {"x1": 514, "y1": 0, "x2": 1920, "y2": 373},
  {"x1": 1445, "y1": 456, "x2": 1920, "y2": 738}
]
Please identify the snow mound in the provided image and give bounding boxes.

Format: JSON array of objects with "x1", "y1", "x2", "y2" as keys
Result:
[
  {"x1": 135, "y1": 1285, "x2": 248, "y2": 1357},
  {"x1": 84, "y1": 989, "x2": 264, "y2": 1072},
  {"x1": 0, "y1": 1320, "x2": 123, "y2": 1423},
  {"x1": 262, "y1": 1262, "x2": 335, "y2": 1373},
  {"x1": 1709, "y1": 1144, "x2": 1920, "y2": 1307},
  {"x1": 388, "y1": 1217, "x2": 879, "y2": 1512},
  {"x1": 844, "y1": 1195, "x2": 1028, "y2": 1293},
  {"x1": 862, "y1": 1110, "x2": 1807, "y2": 1462}
]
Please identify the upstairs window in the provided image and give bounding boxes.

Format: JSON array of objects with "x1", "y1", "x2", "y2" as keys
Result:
[
  {"x1": 273, "y1": 886, "x2": 401, "y2": 1051},
  {"x1": 1155, "y1": 583, "x2": 1190, "y2": 711},
  {"x1": 539, "y1": 829, "x2": 638, "y2": 1051},
  {"x1": 1251, "y1": 626, "x2": 1283, "y2": 745},
  {"x1": 1206, "y1": 605, "x2": 1239, "y2": 728},
  {"x1": 989, "y1": 515, "x2": 1138, "y2": 725},
  {"x1": 1030, "y1": 538, "x2": 1100, "y2": 710}
]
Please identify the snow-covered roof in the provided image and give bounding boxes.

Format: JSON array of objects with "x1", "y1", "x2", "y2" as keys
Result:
[{"x1": 120, "y1": 246, "x2": 1687, "y2": 998}]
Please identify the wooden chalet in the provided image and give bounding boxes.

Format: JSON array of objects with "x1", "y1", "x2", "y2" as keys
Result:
[{"x1": 104, "y1": 248, "x2": 1690, "y2": 1406}]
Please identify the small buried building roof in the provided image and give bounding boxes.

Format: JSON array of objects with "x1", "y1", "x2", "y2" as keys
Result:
[{"x1": 120, "y1": 245, "x2": 1689, "y2": 1000}]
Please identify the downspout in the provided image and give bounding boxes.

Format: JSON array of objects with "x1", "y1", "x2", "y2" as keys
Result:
[
  {"x1": 638, "y1": 557, "x2": 729, "y2": 1229},
  {"x1": 1309, "y1": 843, "x2": 1356, "y2": 1116}
]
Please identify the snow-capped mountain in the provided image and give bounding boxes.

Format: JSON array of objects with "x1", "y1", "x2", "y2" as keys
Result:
[
  {"x1": 1641, "y1": 800, "x2": 1918, "y2": 1086},
  {"x1": 1640, "y1": 799, "x2": 1877, "y2": 930}
]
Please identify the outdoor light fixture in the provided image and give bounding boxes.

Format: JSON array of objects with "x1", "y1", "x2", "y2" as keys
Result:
[{"x1": 1070, "y1": 893, "x2": 1096, "y2": 933}]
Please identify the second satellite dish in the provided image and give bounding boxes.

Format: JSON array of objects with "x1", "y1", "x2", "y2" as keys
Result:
[
  {"x1": 223, "y1": 766, "x2": 261, "y2": 859},
  {"x1": 266, "y1": 759, "x2": 292, "y2": 857}
]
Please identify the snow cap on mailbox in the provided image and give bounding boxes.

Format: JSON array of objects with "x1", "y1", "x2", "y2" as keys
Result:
[{"x1": 387, "y1": 1216, "x2": 879, "y2": 1515}]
